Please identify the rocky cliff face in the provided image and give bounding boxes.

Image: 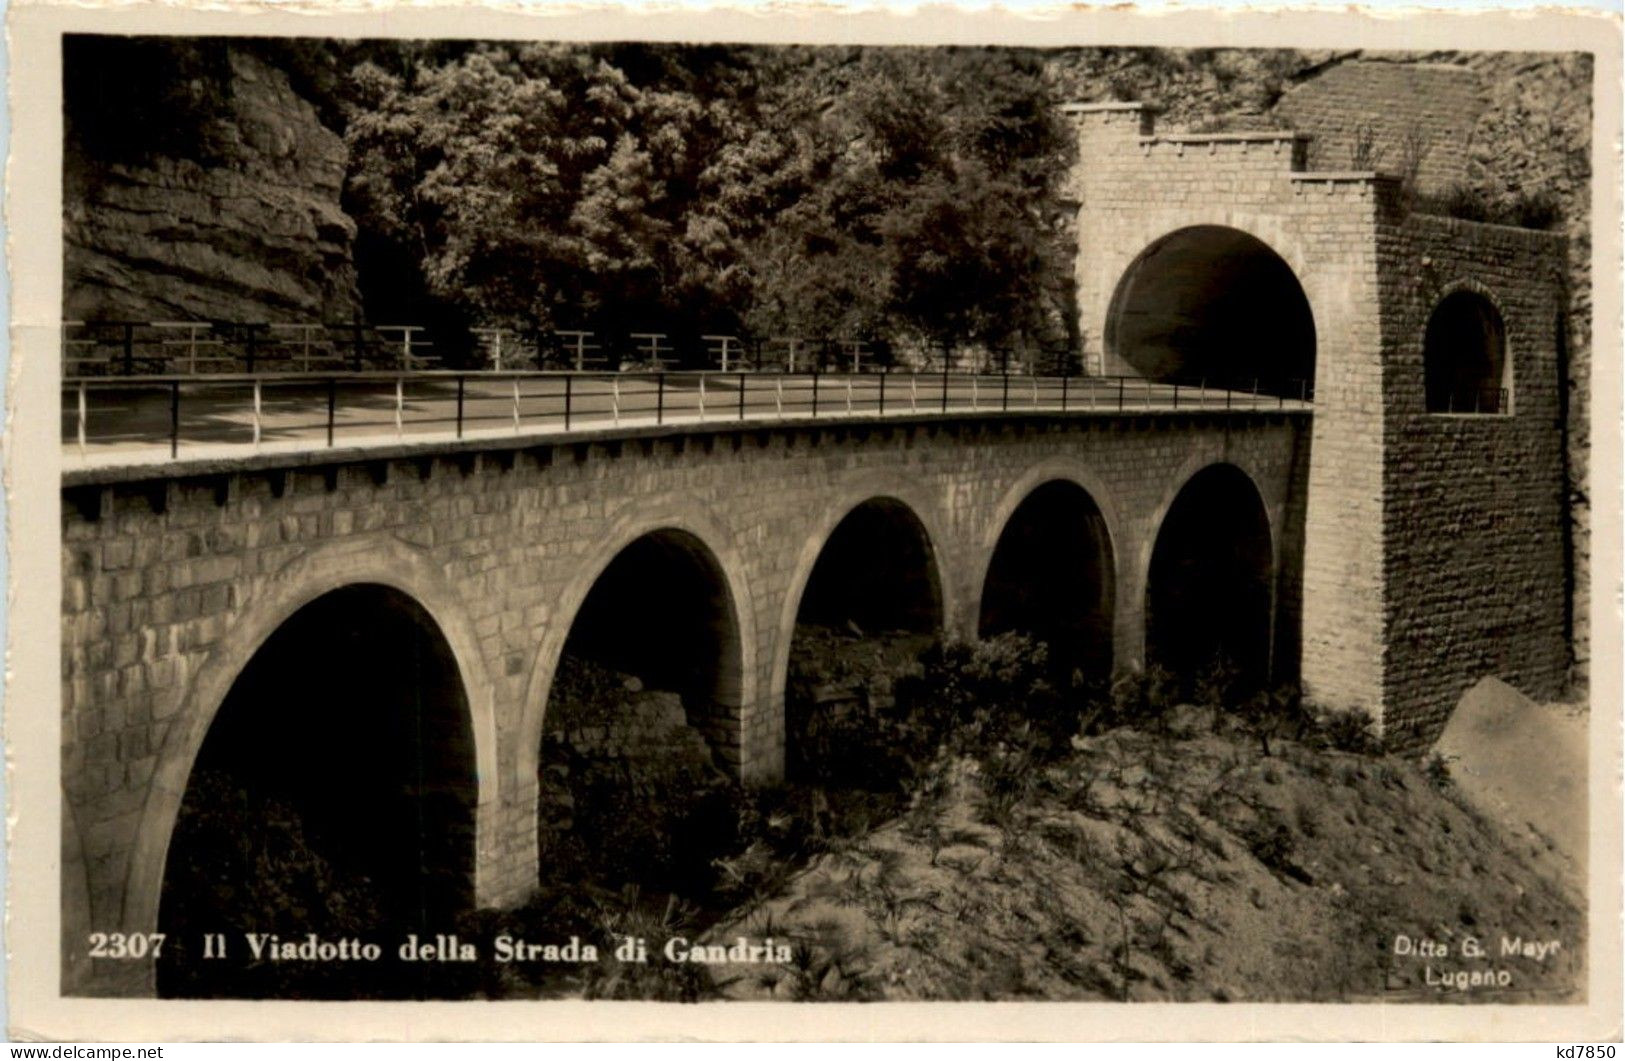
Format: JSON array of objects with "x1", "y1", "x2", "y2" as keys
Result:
[{"x1": 63, "y1": 46, "x2": 360, "y2": 324}]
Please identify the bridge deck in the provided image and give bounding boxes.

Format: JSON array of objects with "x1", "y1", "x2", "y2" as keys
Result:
[{"x1": 61, "y1": 371, "x2": 1311, "y2": 482}]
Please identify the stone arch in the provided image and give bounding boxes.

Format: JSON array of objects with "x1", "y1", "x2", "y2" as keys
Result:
[
  {"x1": 1144, "y1": 461, "x2": 1277, "y2": 688},
  {"x1": 516, "y1": 502, "x2": 759, "y2": 795},
  {"x1": 1422, "y1": 280, "x2": 1511, "y2": 414},
  {"x1": 769, "y1": 477, "x2": 957, "y2": 716},
  {"x1": 1106, "y1": 224, "x2": 1317, "y2": 397},
  {"x1": 124, "y1": 533, "x2": 497, "y2": 977},
  {"x1": 975, "y1": 461, "x2": 1122, "y2": 680}
]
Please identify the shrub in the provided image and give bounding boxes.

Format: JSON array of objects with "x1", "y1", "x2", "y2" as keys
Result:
[
  {"x1": 893, "y1": 632, "x2": 1080, "y2": 759},
  {"x1": 1423, "y1": 751, "x2": 1456, "y2": 790},
  {"x1": 1237, "y1": 683, "x2": 1314, "y2": 756},
  {"x1": 1241, "y1": 816, "x2": 1303, "y2": 882},
  {"x1": 1101, "y1": 663, "x2": 1179, "y2": 731},
  {"x1": 1414, "y1": 183, "x2": 1563, "y2": 231},
  {"x1": 1313, "y1": 706, "x2": 1384, "y2": 756}
]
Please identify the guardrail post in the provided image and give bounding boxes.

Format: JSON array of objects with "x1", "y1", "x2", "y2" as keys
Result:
[
  {"x1": 457, "y1": 375, "x2": 466, "y2": 437},
  {"x1": 738, "y1": 372, "x2": 746, "y2": 422},
  {"x1": 941, "y1": 357, "x2": 950, "y2": 413},
  {"x1": 1001, "y1": 371, "x2": 1008, "y2": 411},
  {"x1": 698, "y1": 373, "x2": 706, "y2": 422},
  {"x1": 972, "y1": 373, "x2": 979, "y2": 410},
  {"x1": 326, "y1": 378, "x2": 337, "y2": 447},
  {"x1": 656, "y1": 373, "x2": 665, "y2": 425},
  {"x1": 514, "y1": 377, "x2": 523, "y2": 433},
  {"x1": 253, "y1": 379, "x2": 262, "y2": 450},
  {"x1": 878, "y1": 370, "x2": 886, "y2": 416},
  {"x1": 1118, "y1": 378, "x2": 1125, "y2": 412},
  {"x1": 775, "y1": 375, "x2": 783, "y2": 416},
  {"x1": 563, "y1": 374, "x2": 571, "y2": 431},
  {"x1": 1031, "y1": 375, "x2": 1039, "y2": 408},
  {"x1": 846, "y1": 374, "x2": 853, "y2": 413},
  {"x1": 1061, "y1": 374, "x2": 1068, "y2": 412},
  {"x1": 77, "y1": 381, "x2": 87, "y2": 455},
  {"x1": 612, "y1": 376, "x2": 621, "y2": 426},
  {"x1": 169, "y1": 380, "x2": 180, "y2": 458},
  {"x1": 396, "y1": 377, "x2": 404, "y2": 437},
  {"x1": 1173, "y1": 383, "x2": 1179, "y2": 409},
  {"x1": 911, "y1": 371, "x2": 918, "y2": 412},
  {"x1": 811, "y1": 371, "x2": 819, "y2": 417}
]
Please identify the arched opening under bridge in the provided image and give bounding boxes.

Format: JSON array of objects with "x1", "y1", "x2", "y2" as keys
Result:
[
  {"x1": 787, "y1": 498, "x2": 943, "y2": 784},
  {"x1": 979, "y1": 480, "x2": 1115, "y2": 682},
  {"x1": 537, "y1": 529, "x2": 742, "y2": 899},
  {"x1": 156, "y1": 585, "x2": 477, "y2": 999},
  {"x1": 1146, "y1": 464, "x2": 1275, "y2": 694}
]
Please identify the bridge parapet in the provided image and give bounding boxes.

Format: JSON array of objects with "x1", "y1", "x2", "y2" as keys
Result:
[{"x1": 63, "y1": 370, "x2": 1311, "y2": 479}]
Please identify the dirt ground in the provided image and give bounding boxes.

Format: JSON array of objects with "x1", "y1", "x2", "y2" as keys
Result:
[{"x1": 709, "y1": 720, "x2": 1586, "y2": 1003}]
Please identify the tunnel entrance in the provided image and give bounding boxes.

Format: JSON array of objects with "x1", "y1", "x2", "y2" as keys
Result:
[
  {"x1": 787, "y1": 499, "x2": 943, "y2": 784},
  {"x1": 979, "y1": 481, "x2": 1115, "y2": 682},
  {"x1": 156, "y1": 585, "x2": 477, "y2": 1000},
  {"x1": 537, "y1": 530, "x2": 741, "y2": 898},
  {"x1": 1146, "y1": 465, "x2": 1274, "y2": 694},
  {"x1": 1108, "y1": 226, "x2": 1316, "y2": 397},
  {"x1": 1424, "y1": 290, "x2": 1508, "y2": 413}
]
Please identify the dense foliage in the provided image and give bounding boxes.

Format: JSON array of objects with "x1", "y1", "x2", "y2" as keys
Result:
[{"x1": 339, "y1": 43, "x2": 1076, "y2": 361}]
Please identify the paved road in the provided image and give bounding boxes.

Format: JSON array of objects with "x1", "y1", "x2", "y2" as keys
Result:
[{"x1": 62, "y1": 373, "x2": 1310, "y2": 472}]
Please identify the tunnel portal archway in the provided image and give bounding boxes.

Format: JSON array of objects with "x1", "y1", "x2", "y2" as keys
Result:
[
  {"x1": 156, "y1": 584, "x2": 477, "y2": 999},
  {"x1": 787, "y1": 497, "x2": 944, "y2": 783},
  {"x1": 979, "y1": 480, "x2": 1115, "y2": 681},
  {"x1": 1108, "y1": 225, "x2": 1316, "y2": 397},
  {"x1": 1424, "y1": 289, "x2": 1508, "y2": 413},
  {"x1": 1146, "y1": 464, "x2": 1275, "y2": 692}
]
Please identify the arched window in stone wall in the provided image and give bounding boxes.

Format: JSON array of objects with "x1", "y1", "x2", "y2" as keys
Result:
[{"x1": 1423, "y1": 290, "x2": 1509, "y2": 414}]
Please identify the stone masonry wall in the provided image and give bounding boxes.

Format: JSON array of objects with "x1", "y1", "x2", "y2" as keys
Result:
[
  {"x1": 61, "y1": 411, "x2": 1306, "y2": 995},
  {"x1": 1066, "y1": 101, "x2": 1391, "y2": 725},
  {"x1": 1274, "y1": 60, "x2": 1487, "y2": 192},
  {"x1": 1064, "y1": 100, "x2": 1571, "y2": 750},
  {"x1": 1375, "y1": 211, "x2": 1570, "y2": 745}
]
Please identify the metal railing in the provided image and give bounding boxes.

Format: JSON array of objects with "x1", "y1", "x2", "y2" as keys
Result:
[
  {"x1": 62, "y1": 369, "x2": 1313, "y2": 466},
  {"x1": 63, "y1": 320, "x2": 442, "y2": 377},
  {"x1": 1430, "y1": 387, "x2": 1511, "y2": 415},
  {"x1": 61, "y1": 320, "x2": 1089, "y2": 378}
]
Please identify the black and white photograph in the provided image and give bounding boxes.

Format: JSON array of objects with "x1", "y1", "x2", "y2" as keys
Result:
[{"x1": 6, "y1": 1, "x2": 1621, "y2": 1042}]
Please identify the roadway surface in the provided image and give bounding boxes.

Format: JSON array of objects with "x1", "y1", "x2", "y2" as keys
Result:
[{"x1": 62, "y1": 373, "x2": 1311, "y2": 473}]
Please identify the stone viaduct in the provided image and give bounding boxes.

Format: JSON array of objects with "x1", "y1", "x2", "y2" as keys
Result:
[{"x1": 59, "y1": 100, "x2": 1573, "y2": 996}]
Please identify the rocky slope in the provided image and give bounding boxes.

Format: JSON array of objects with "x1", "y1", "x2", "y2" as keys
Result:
[{"x1": 712, "y1": 723, "x2": 1584, "y2": 1003}]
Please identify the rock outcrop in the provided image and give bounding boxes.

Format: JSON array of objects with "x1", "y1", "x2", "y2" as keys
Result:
[{"x1": 63, "y1": 46, "x2": 360, "y2": 325}]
